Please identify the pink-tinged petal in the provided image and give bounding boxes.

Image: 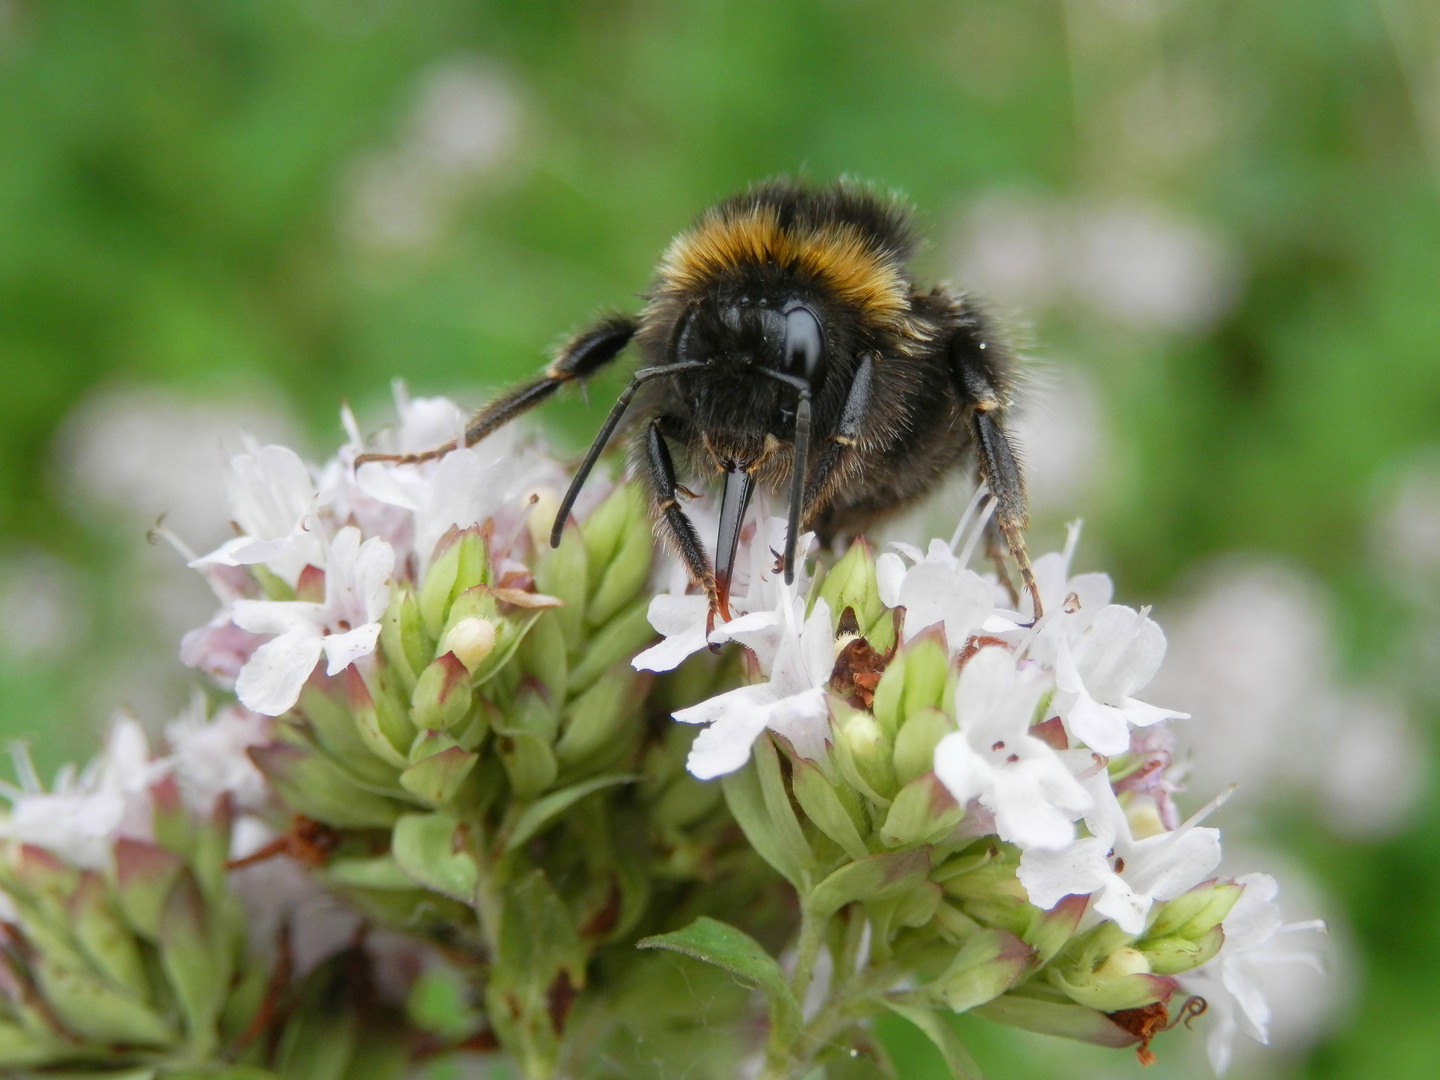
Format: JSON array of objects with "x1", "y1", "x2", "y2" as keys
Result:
[
  {"x1": 1018, "y1": 836, "x2": 1112, "y2": 909},
  {"x1": 235, "y1": 628, "x2": 324, "y2": 715},
  {"x1": 321, "y1": 623, "x2": 382, "y2": 675},
  {"x1": 231, "y1": 599, "x2": 325, "y2": 637},
  {"x1": 180, "y1": 620, "x2": 265, "y2": 681}
]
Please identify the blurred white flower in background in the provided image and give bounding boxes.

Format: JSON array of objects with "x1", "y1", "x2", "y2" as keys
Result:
[
  {"x1": 46, "y1": 383, "x2": 300, "y2": 725},
  {"x1": 1181, "y1": 850, "x2": 1352, "y2": 1078},
  {"x1": 954, "y1": 192, "x2": 1241, "y2": 334},
  {"x1": 1149, "y1": 558, "x2": 1427, "y2": 838},
  {"x1": 0, "y1": 548, "x2": 86, "y2": 665},
  {"x1": 345, "y1": 57, "x2": 522, "y2": 250},
  {"x1": 1374, "y1": 446, "x2": 1440, "y2": 580}
]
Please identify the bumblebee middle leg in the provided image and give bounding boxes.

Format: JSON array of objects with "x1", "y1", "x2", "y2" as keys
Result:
[{"x1": 356, "y1": 314, "x2": 637, "y2": 467}]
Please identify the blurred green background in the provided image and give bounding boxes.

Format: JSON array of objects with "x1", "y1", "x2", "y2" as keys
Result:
[{"x1": 2, "y1": 1, "x2": 1438, "y2": 1077}]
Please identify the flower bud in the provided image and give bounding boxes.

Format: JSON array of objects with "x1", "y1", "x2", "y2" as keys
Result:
[
  {"x1": 401, "y1": 737, "x2": 480, "y2": 806},
  {"x1": 556, "y1": 666, "x2": 639, "y2": 768},
  {"x1": 410, "y1": 653, "x2": 474, "y2": 732},
  {"x1": 1138, "y1": 927, "x2": 1224, "y2": 975},
  {"x1": 535, "y1": 523, "x2": 590, "y2": 647},
  {"x1": 1146, "y1": 881, "x2": 1242, "y2": 940},
  {"x1": 380, "y1": 585, "x2": 432, "y2": 692},
  {"x1": 893, "y1": 706, "x2": 954, "y2": 787},
  {"x1": 880, "y1": 772, "x2": 962, "y2": 848},
  {"x1": 929, "y1": 927, "x2": 1033, "y2": 1012},
  {"x1": 440, "y1": 617, "x2": 497, "y2": 673},
  {"x1": 583, "y1": 485, "x2": 653, "y2": 628},
  {"x1": 818, "y1": 538, "x2": 886, "y2": 643},
  {"x1": 871, "y1": 634, "x2": 948, "y2": 737},
  {"x1": 835, "y1": 707, "x2": 897, "y2": 799},
  {"x1": 420, "y1": 526, "x2": 488, "y2": 639}
]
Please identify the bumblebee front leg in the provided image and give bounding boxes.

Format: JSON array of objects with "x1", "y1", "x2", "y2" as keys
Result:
[
  {"x1": 799, "y1": 353, "x2": 874, "y2": 526},
  {"x1": 356, "y1": 314, "x2": 637, "y2": 466},
  {"x1": 641, "y1": 417, "x2": 721, "y2": 616}
]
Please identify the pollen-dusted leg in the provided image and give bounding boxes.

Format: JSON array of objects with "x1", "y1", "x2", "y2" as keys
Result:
[
  {"x1": 355, "y1": 315, "x2": 637, "y2": 467},
  {"x1": 944, "y1": 312, "x2": 1041, "y2": 620}
]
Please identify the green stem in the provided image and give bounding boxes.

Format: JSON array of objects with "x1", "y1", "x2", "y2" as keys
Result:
[{"x1": 789, "y1": 905, "x2": 828, "y2": 1007}]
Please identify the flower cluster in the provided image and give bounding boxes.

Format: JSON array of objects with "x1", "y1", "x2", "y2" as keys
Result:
[
  {"x1": 638, "y1": 511, "x2": 1324, "y2": 1074},
  {"x1": 1, "y1": 387, "x2": 1326, "y2": 1080}
]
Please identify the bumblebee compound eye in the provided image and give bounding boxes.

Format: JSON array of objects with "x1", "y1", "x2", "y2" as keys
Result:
[{"x1": 783, "y1": 305, "x2": 824, "y2": 383}]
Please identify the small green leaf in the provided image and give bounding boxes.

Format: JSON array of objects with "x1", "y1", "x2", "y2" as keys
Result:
[
  {"x1": 721, "y1": 742, "x2": 810, "y2": 889},
  {"x1": 791, "y1": 759, "x2": 869, "y2": 861},
  {"x1": 893, "y1": 708, "x2": 954, "y2": 788},
  {"x1": 878, "y1": 1001, "x2": 985, "y2": 1080},
  {"x1": 504, "y1": 773, "x2": 638, "y2": 851},
  {"x1": 880, "y1": 773, "x2": 963, "y2": 848},
  {"x1": 249, "y1": 744, "x2": 403, "y2": 829},
  {"x1": 638, "y1": 917, "x2": 802, "y2": 1050},
  {"x1": 159, "y1": 870, "x2": 231, "y2": 1056},
  {"x1": 567, "y1": 596, "x2": 655, "y2": 693},
  {"x1": 972, "y1": 993, "x2": 1136, "y2": 1048},
  {"x1": 399, "y1": 745, "x2": 478, "y2": 806},
  {"x1": 808, "y1": 848, "x2": 930, "y2": 919},
  {"x1": 929, "y1": 928, "x2": 1033, "y2": 1012},
  {"x1": 497, "y1": 729, "x2": 559, "y2": 800},
  {"x1": 392, "y1": 813, "x2": 479, "y2": 902}
]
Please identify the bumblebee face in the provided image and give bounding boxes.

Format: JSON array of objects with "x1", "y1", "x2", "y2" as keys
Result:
[{"x1": 668, "y1": 291, "x2": 836, "y2": 452}]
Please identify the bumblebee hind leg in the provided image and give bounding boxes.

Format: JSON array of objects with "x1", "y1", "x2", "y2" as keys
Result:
[
  {"x1": 943, "y1": 306, "x2": 1041, "y2": 620},
  {"x1": 356, "y1": 314, "x2": 637, "y2": 466}
]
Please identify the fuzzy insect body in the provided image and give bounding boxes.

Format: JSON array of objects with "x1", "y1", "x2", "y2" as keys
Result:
[{"x1": 358, "y1": 180, "x2": 1036, "y2": 621}]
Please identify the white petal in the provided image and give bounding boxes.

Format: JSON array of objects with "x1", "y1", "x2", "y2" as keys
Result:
[
  {"x1": 876, "y1": 551, "x2": 906, "y2": 607},
  {"x1": 987, "y1": 762, "x2": 1083, "y2": 850},
  {"x1": 797, "y1": 600, "x2": 835, "y2": 688},
  {"x1": 1131, "y1": 827, "x2": 1222, "y2": 902},
  {"x1": 1018, "y1": 836, "x2": 1112, "y2": 909},
  {"x1": 1093, "y1": 875, "x2": 1152, "y2": 934},
  {"x1": 766, "y1": 687, "x2": 831, "y2": 763},
  {"x1": 933, "y1": 731, "x2": 993, "y2": 807},
  {"x1": 633, "y1": 623, "x2": 709, "y2": 672},
  {"x1": 1063, "y1": 686, "x2": 1133, "y2": 756},
  {"x1": 231, "y1": 600, "x2": 325, "y2": 637},
  {"x1": 647, "y1": 593, "x2": 710, "y2": 637},
  {"x1": 354, "y1": 460, "x2": 420, "y2": 510},
  {"x1": 322, "y1": 623, "x2": 382, "y2": 675},
  {"x1": 235, "y1": 628, "x2": 324, "y2": 715}
]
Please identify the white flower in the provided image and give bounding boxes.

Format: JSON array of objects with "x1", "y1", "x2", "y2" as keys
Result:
[
  {"x1": 1018, "y1": 771, "x2": 1221, "y2": 934},
  {"x1": 1179, "y1": 873, "x2": 1327, "y2": 1076},
  {"x1": 932, "y1": 646, "x2": 1092, "y2": 850},
  {"x1": 673, "y1": 597, "x2": 835, "y2": 780},
  {"x1": 1052, "y1": 607, "x2": 1188, "y2": 756},
  {"x1": 167, "y1": 696, "x2": 272, "y2": 814},
  {"x1": 0, "y1": 717, "x2": 164, "y2": 870},
  {"x1": 352, "y1": 387, "x2": 570, "y2": 574},
  {"x1": 233, "y1": 526, "x2": 395, "y2": 715},
  {"x1": 876, "y1": 537, "x2": 1013, "y2": 647},
  {"x1": 190, "y1": 443, "x2": 323, "y2": 586},
  {"x1": 635, "y1": 516, "x2": 813, "y2": 675}
]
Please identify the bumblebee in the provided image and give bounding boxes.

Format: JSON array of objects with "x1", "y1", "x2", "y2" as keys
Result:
[{"x1": 359, "y1": 180, "x2": 1038, "y2": 620}]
